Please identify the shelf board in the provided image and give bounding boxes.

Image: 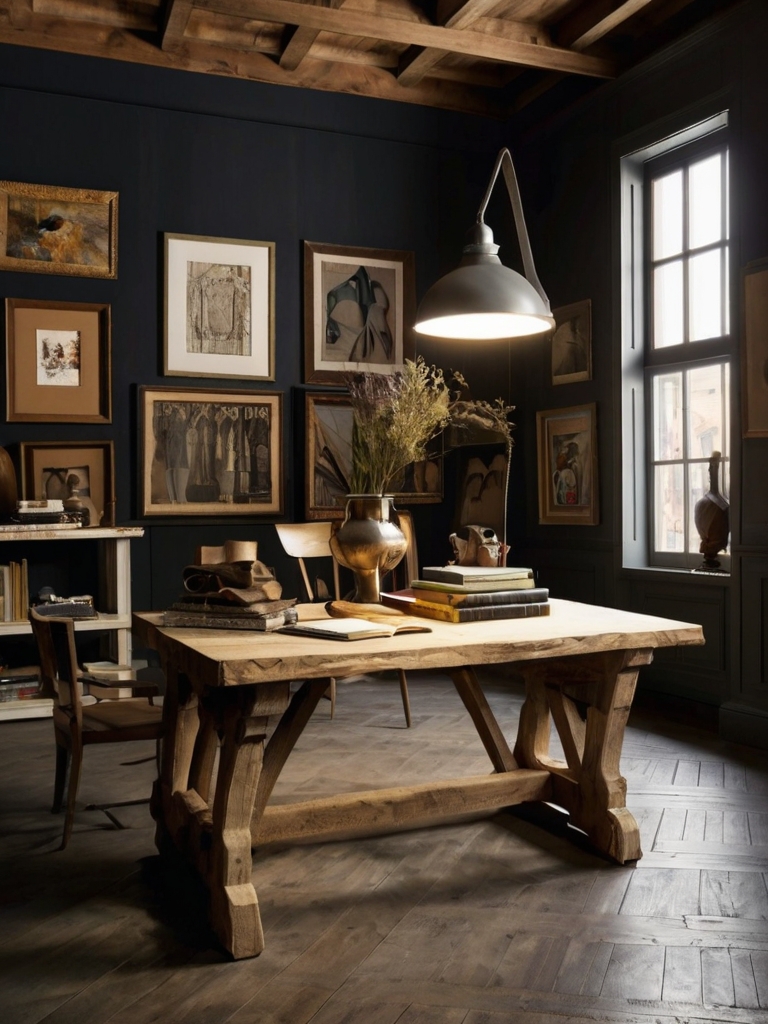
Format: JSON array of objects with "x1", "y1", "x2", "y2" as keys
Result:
[
  {"x1": 0, "y1": 526, "x2": 144, "y2": 543},
  {"x1": 0, "y1": 698, "x2": 52, "y2": 720},
  {"x1": 0, "y1": 613, "x2": 131, "y2": 635}
]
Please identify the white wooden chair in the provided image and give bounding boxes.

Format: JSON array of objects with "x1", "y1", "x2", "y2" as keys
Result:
[{"x1": 274, "y1": 516, "x2": 416, "y2": 726}]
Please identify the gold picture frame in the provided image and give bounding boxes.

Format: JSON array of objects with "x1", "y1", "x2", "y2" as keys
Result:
[
  {"x1": 164, "y1": 233, "x2": 275, "y2": 381},
  {"x1": 5, "y1": 298, "x2": 111, "y2": 423},
  {"x1": 305, "y1": 391, "x2": 442, "y2": 520},
  {"x1": 0, "y1": 180, "x2": 118, "y2": 279},
  {"x1": 19, "y1": 440, "x2": 116, "y2": 527},
  {"x1": 303, "y1": 241, "x2": 415, "y2": 385},
  {"x1": 536, "y1": 403, "x2": 599, "y2": 525},
  {"x1": 140, "y1": 386, "x2": 283, "y2": 517}
]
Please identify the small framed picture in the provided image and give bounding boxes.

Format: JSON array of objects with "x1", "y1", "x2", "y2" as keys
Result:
[
  {"x1": 19, "y1": 440, "x2": 116, "y2": 527},
  {"x1": 536, "y1": 403, "x2": 599, "y2": 525},
  {"x1": 0, "y1": 180, "x2": 118, "y2": 279},
  {"x1": 305, "y1": 391, "x2": 441, "y2": 520},
  {"x1": 140, "y1": 386, "x2": 283, "y2": 516},
  {"x1": 303, "y1": 241, "x2": 415, "y2": 385},
  {"x1": 551, "y1": 299, "x2": 592, "y2": 385},
  {"x1": 5, "y1": 298, "x2": 111, "y2": 423},
  {"x1": 164, "y1": 233, "x2": 275, "y2": 381}
]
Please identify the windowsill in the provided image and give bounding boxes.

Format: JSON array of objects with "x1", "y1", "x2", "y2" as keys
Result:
[{"x1": 620, "y1": 565, "x2": 731, "y2": 586}]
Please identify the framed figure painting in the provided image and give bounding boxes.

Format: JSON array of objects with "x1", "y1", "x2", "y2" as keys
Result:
[
  {"x1": 303, "y1": 241, "x2": 415, "y2": 384},
  {"x1": 164, "y1": 233, "x2": 275, "y2": 381},
  {"x1": 305, "y1": 392, "x2": 441, "y2": 519},
  {"x1": 551, "y1": 299, "x2": 592, "y2": 385},
  {"x1": 536, "y1": 404, "x2": 599, "y2": 525},
  {"x1": 140, "y1": 386, "x2": 283, "y2": 516}
]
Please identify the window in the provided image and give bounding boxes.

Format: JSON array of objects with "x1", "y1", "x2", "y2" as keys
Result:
[{"x1": 620, "y1": 113, "x2": 732, "y2": 571}]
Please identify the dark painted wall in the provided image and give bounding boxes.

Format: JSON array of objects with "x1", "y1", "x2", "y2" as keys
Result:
[
  {"x1": 506, "y1": 0, "x2": 768, "y2": 741},
  {"x1": 0, "y1": 44, "x2": 510, "y2": 624}
]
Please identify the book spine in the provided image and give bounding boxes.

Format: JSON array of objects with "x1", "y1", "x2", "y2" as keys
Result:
[
  {"x1": 455, "y1": 601, "x2": 550, "y2": 622},
  {"x1": 412, "y1": 586, "x2": 549, "y2": 607}
]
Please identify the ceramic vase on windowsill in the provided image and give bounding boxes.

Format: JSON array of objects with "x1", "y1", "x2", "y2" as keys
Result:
[
  {"x1": 693, "y1": 450, "x2": 729, "y2": 572},
  {"x1": 330, "y1": 495, "x2": 408, "y2": 604}
]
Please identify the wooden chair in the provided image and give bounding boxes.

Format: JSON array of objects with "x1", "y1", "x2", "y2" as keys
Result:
[
  {"x1": 29, "y1": 607, "x2": 163, "y2": 850},
  {"x1": 274, "y1": 516, "x2": 416, "y2": 726}
]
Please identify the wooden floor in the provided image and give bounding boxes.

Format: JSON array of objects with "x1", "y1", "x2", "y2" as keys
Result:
[{"x1": 1, "y1": 668, "x2": 767, "y2": 1024}]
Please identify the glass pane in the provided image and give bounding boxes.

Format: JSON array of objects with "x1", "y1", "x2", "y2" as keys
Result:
[
  {"x1": 655, "y1": 463, "x2": 685, "y2": 552},
  {"x1": 653, "y1": 371, "x2": 683, "y2": 460},
  {"x1": 653, "y1": 260, "x2": 684, "y2": 348},
  {"x1": 687, "y1": 362, "x2": 725, "y2": 459},
  {"x1": 689, "y1": 460, "x2": 709, "y2": 555},
  {"x1": 689, "y1": 249, "x2": 723, "y2": 341},
  {"x1": 652, "y1": 170, "x2": 683, "y2": 259},
  {"x1": 689, "y1": 153, "x2": 722, "y2": 249}
]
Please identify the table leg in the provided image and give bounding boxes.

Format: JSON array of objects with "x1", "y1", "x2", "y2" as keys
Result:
[{"x1": 514, "y1": 648, "x2": 653, "y2": 864}]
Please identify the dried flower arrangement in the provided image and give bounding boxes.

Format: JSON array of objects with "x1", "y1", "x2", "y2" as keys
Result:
[{"x1": 345, "y1": 356, "x2": 515, "y2": 496}]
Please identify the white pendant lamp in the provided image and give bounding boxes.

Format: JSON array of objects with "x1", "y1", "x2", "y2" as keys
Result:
[{"x1": 414, "y1": 147, "x2": 554, "y2": 341}]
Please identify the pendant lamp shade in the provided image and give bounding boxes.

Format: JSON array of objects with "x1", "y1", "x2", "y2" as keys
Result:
[{"x1": 413, "y1": 148, "x2": 554, "y2": 341}]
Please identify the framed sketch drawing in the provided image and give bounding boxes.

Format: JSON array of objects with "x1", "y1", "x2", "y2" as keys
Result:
[
  {"x1": 140, "y1": 386, "x2": 282, "y2": 516},
  {"x1": 5, "y1": 298, "x2": 111, "y2": 423},
  {"x1": 303, "y1": 241, "x2": 415, "y2": 385},
  {"x1": 536, "y1": 403, "x2": 599, "y2": 525},
  {"x1": 19, "y1": 440, "x2": 116, "y2": 527},
  {"x1": 305, "y1": 391, "x2": 441, "y2": 519},
  {"x1": 551, "y1": 299, "x2": 592, "y2": 385},
  {"x1": 743, "y1": 260, "x2": 768, "y2": 437},
  {"x1": 164, "y1": 233, "x2": 275, "y2": 381},
  {"x1": 0, "y1": 180, "x2": 118, "y2": 279}
]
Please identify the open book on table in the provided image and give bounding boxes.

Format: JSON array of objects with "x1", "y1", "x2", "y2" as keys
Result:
[{"x1": 278, "y1": 616, "x2": 432, "y2": 641}]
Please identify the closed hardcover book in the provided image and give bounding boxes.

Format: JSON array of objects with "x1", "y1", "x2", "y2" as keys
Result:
[
  {"x1": 410, "y1": 577, "x2": 536, "y2": 594},
  {"x1": 410, "y1": 585, "x2": 549, "y2": 607},
  {"x1": 421, "y1": 565, "x2": 534, "y2": 585},
  {"x1": 382, "y1": 591, "x2": 549, "y2": 623},
  {"x1": 163, "y1": 607, "x2": 299, "y2": 631}
]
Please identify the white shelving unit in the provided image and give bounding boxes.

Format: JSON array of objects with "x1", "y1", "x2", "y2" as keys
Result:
[{"x1": 0, "y1": 526, "x2": 144, "y2": 722}]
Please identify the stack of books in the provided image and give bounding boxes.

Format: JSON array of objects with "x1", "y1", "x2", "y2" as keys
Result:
[
  {"x1": 0, "y1": 560, "x2": 29, "y2": 622},
  {"x1": 0, "y1": 499, "x2": 83, "y2": 531},
  {"x1": 162, "y1": 596, "x2": 299, "y2": 631},
  {"x1": 382, "y1": 565, "x2": 549, "y2": 623}
]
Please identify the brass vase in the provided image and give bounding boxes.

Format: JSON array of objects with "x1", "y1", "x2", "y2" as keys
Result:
[{"x1": 329, "y1": 495, "x2": 408, "y2": 603}]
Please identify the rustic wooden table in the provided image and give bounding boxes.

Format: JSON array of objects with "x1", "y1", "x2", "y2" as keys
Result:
[{"x1": 133, "y1": 599, "x2": 704, "y2": 960}]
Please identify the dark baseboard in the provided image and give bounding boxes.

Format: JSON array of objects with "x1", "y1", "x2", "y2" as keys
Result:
[{"x1": 719, "y1": 702, "x2": 768, "y2": 751}]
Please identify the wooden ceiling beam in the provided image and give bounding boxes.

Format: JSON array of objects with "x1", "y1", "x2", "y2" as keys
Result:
[
  {"x1": 398, "y1": 0, "x2": 507, "y2": 87},
  {"x1": 279, "y1": 0, "x2": 346, "y2": 72},
  {"x1": 0, "y1": 14, "x2": 504, "y2": 117},
  {"x1": 160, "y1": 0, "x2": 193, "y2": 51},
  {"x1": 8, "y1": 1, "x2": 33, "y2": 29},
  {"x1": 196, "y1": 0, "x2": 617, "y2": 78},
  {"x1": 556, "y1": 0, "x2": 656, "y2": 51}
]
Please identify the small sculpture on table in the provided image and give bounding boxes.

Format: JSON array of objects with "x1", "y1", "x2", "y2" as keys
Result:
[{"x1": 693, "y1": 451, "x2": 730, "y2": 572}]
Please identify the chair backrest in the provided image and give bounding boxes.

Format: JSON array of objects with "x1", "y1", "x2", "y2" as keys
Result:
[
  {"x1": 29, "y1": 607, "x2": 83, "y2": 725},
  {"x1": 275, "y1": 512, "x2": 419, "y2": 600},
  {"x1": 274, "y1": 522, "x2": 340, "y2": 601}
]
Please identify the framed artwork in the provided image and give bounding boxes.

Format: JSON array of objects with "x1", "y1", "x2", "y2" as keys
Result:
[
  {"x1": 305, "y1": 391, "x2": 441, "y2": 520},
  {"x1": 0, "y1": 180, "x2": 118, "y2": 279},
  {"x1": 5, "y1": 298, "x2": 111, "y2": 423},
  {"x1": 742, "y1": 260, "x2": 768, "y2": 437},
  {"x1": 164, "y1": 233, "x2": 275, "y2": 381},
  {"x1": 19, "y1": 440, "x2": 115, "y2": 527},
  {"x1": 303, "y1": 240, "x2": 415, "y2": 385},
  {"x1": 140, "y1": 386, "x2": 283, "y2": 516},
  {"x1": 551, "y1": 299, "x2": 592, "y2": 385},
  {"x1": 536, "y1": 403, "x2": 599, "y2": 525}
]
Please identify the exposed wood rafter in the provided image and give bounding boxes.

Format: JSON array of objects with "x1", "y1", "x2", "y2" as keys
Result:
[{"x1": 279, "y1": 0, "x2": 346, "y2": 72}]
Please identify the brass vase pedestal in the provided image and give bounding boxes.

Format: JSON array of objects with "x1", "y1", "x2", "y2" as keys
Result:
[{"x1": 330, "y1": 495, "x2": 407, "y2": 603}]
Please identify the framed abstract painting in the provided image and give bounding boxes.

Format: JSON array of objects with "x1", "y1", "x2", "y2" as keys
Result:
[{"x1": 536, "y1": 403, "x2": 599, "y2": 525}]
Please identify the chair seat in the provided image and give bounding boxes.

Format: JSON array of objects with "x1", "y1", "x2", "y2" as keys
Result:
[{"x1": 81, "y1": 698, "x2": 162, "y2": 732}]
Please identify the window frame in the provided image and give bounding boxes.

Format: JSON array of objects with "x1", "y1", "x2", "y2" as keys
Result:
[
  {"x1": 643, "y1": 134, "x2": 731, "y2": 570},
  {"x1": 618, "y1": 109, "x2": 733, "y2": 575}
]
